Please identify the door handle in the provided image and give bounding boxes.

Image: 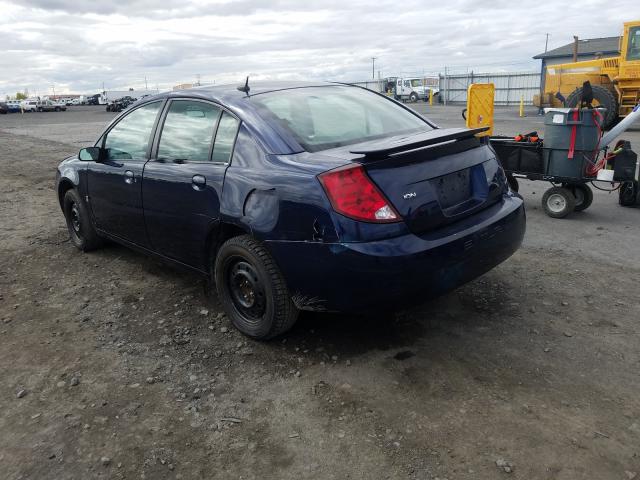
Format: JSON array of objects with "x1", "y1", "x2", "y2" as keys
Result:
[
  {"x1": 124, "y1": 170, "x2": 134, "y2": 184},
  {"x1": 192, "y1": 174, "x2": 206, "y2": 189}
]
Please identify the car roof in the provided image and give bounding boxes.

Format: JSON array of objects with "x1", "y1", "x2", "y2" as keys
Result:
[
  {"x1": 128, "y1": 81, "x2": 358, "y2": 155},
  {"x1": 160, "y1": 80, "x2": 342, "y2": 108}
]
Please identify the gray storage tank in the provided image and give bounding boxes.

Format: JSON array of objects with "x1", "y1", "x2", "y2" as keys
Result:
[{"x1": 542, "y1": 108, "x2": 604, "y2": 179}]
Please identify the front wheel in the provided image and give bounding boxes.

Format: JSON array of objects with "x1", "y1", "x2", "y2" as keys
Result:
[
  {"x1": 409, "y1": 92, "x2": 419, "y2": 103},
  {"x1": 215, "y1": 235, "x2": 298, "y2": 340},
  {"x1": 63, "y1": 189, "x2": 103, "y2": 251},
  {"x1": 542, "y1": 186, "x2": 576, "y2": 218}
]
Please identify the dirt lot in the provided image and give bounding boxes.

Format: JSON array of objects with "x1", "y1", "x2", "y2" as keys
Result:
[{"x1": 1, "y1": 105, "x2": 639, "y2": 480}]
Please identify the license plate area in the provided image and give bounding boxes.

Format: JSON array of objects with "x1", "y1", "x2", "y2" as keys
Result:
[{"x1": 431, "y1": 168, "x2": 471, "y2": 209}]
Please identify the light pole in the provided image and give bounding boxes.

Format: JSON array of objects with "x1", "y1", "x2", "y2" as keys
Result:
[{"x1": 371, "y1": 57, "x2": 377, "y2": 80}]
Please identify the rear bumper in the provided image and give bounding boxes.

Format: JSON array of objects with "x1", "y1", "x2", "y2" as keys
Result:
[{"x1": 266, "y1": 195, "x2": 525, "y2": 313}]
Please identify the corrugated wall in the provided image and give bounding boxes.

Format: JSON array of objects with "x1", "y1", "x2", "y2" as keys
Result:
[{"x1": 438, "y1": 71, "x2": 541, "y2": 105}]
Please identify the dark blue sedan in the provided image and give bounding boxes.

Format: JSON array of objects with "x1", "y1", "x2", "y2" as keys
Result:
[{"x1": 56, "y1": 81, "x2": 525, "y2": 339}]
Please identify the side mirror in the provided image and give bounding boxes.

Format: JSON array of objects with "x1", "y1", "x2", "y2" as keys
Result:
[{"x1": 78, "y1": 146, "x2": 101, "y2": 162}]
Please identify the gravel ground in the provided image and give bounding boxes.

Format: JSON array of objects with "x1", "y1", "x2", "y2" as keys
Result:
[{"x1": 1, "y1": 105, "x2": 639, "y2": 480}]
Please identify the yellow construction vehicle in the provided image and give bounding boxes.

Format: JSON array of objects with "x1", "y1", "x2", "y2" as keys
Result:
[{"x1": 541, "y1": 20, "x2": 640, "y2": 128}]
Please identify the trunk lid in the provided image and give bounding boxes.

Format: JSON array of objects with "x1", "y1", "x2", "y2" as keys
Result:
[{"x1": 349, "y1": 127, "x2": 508, "y2": 233}]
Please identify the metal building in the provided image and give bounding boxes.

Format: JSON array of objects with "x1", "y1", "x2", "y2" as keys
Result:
[{"x1": 438, "y1": 71, "x2": 541, "y2": 105}]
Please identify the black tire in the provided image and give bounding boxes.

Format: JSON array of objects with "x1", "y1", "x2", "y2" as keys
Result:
[
  {"x1": 214, "y1": 235, "x2": 298, "y2": 340},
  {"x1": 619, "y1": 182, "x2": 639, "y2": 206},
  {"x1": 409, "y1": 92, "x2": 419, "y2": 103},
  {"x1": 542, "y1": 186, "x2": 576, "y2": 218},
  {"x1": 566, "y1": 85, "x2": 618, "y2": 129},
  {"x1": 63, "y1": 189, "x2": 103, "y2": 252},
  {"x1": 54, "y1": 106, "x2": 60, "y2": 112},
  {"x1": 37, "y1": 107, "x2": 42, "y2": 112},
  {"x1": 568, "y1": 184, "x2": 593, "y2": 212},
  {"x1": 507, "y1": 175, "x2": 519, "y2": 192}
]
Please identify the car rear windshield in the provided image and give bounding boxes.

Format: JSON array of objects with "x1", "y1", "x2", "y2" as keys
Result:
[{"x1": 251, "y1": 86, "x2": 432, "y2": 152}]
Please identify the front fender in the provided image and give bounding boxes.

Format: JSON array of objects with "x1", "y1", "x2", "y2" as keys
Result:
[{"x1": 56, "y1": 156, "x2": 87, "y2": 208}]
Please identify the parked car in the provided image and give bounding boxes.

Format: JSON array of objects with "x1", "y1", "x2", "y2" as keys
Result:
[
  {"x1": 106, "y1": 96, "x2": 137, "y2": 112},
  {"x1": 20, "y1": 100, "x2": 38, "y2": 112},
  {"x1": 38, "y1": 100, "x2": 67, "y2": 112},
  {"x1": 56, "y1": 82, "x2": 525, "y2": 339},
  {"x1": 0, "y1": 102, "x2": 8, "y2": 114},
  {"x1": 5, "y1": 101, "x2": 22, "y2": 112}
]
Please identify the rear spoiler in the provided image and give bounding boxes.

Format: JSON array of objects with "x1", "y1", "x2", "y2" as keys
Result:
[{"x1": 350, "y1": 127, "x2": 489, "y2": 160}]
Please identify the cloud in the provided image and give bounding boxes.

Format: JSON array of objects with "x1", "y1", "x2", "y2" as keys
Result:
[{"x1": 0, "y1": 0, "x2": 635, "y2": 98}]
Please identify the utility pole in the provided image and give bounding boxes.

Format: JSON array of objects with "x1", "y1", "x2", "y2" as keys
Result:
[
  {"x1": 196, "y1": 74, "x2": 201, "y2": 86},
  {"x1": 544, "y1": 33, "x2": 550, "y2": 53},
  {"x1": 572, "y1": 36, "x2": 579, "y2": 63},
  {"x1": 371, "y1": 57, "x2": 377, "y2": 80},
  {"x1": 51, "y1": 84, "x2": 56, "y2": 98},
  {"x1": 145, "y1": 76, "x2": 148, "y2": 90}
]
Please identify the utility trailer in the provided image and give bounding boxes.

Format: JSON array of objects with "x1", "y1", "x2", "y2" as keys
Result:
[{"x1": 489, "y1": 104, "x2": 640, "y2": 218}]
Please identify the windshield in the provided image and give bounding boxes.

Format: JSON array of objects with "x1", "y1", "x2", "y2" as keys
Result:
[{"x1": 251, "y1": 86, "x2": 431, "y2": 152}]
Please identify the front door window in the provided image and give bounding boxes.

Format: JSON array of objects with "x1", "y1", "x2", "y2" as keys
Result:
[{"x1": 103, "y1": 102, "x2": 162, "y2": 161}]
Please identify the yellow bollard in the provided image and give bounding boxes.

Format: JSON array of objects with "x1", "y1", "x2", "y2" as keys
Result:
[
  {"x1": 429, "y1": 88, "x2": 433, "y2": 106},
  {"x1": 519, "y1": 94, "x2": 524, "y2": 117}
]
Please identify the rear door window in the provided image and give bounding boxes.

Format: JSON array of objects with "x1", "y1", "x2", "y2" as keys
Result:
[
  {"x1": 157, "y1": 100, "x2": 221, "y2": 162},
  {"x1": 212, "y1": 112, "x2": 240, "y2": 164}
]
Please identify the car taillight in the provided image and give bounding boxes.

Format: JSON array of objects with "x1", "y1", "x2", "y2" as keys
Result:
[{"x1": 318, "y1": 164, "x2": 400, "y2": 223}]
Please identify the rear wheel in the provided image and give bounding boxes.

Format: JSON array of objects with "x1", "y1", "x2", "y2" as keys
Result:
[
  {"x1": 566, "y1": 85, "x2": 618, "y2": 129},
  {"x1": 63, "y1": 189, "x2": 103, "y2": 251},
  {"x1": 214, "y1": 235, "x2": 298, "y2": 340},
  {"x1": 542, "y1": 186, "x2": 576, "y2": 218},
  {"x1": 54, "y1": 106, "x2": 60, "y2": 112},
  {"x1": 567, "y1": 183, "x2": 593, "y2": 211},
  {"x1": 619, "y1": 182, "x2": 639, "y2": 206}
]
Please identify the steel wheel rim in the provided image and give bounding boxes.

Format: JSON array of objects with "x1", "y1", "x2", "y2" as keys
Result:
[
  {"x1": 70, "y1": 203, "x2": 81, "y2": 233},
  {"x1": 226, "y1": 258, "x2": 266, "y2": 321},
  {"x1": 547, "y1": 193, "x2": 567, "y2": 213}
]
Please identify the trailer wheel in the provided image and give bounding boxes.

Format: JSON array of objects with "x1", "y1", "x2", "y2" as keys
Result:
[
  {"x1": 566, "y1": 85, "x2": 618, "y2": 129},
  {"x1": 568, "y1": 184, "x2": 593, "y2": 212},
  {"x1": 542, "y1": 186, "x2": 576, "y2": 218},
  {"x1": 619, "y1": 182, "x2": 639, "y2": 207}
]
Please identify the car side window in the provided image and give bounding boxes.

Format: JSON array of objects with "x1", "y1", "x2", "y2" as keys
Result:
[
  {"x1": 158, "y1": 100, "x2": 221, "y2": 162},
  {"x1": 212, "y1": 112, "x2": 240, "y2": 164},
  {"x1": 103, "y1": 101, "x2": 161, "y2": 161}
]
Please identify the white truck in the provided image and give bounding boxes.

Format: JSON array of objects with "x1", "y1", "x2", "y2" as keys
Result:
[{"x1": 385, "y1": 77, "x2": 439, "y2": 103}]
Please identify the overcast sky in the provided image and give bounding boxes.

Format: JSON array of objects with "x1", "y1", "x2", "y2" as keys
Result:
[{"x1": 0, "y1": 0, "x2": 635, "y2": 98}]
